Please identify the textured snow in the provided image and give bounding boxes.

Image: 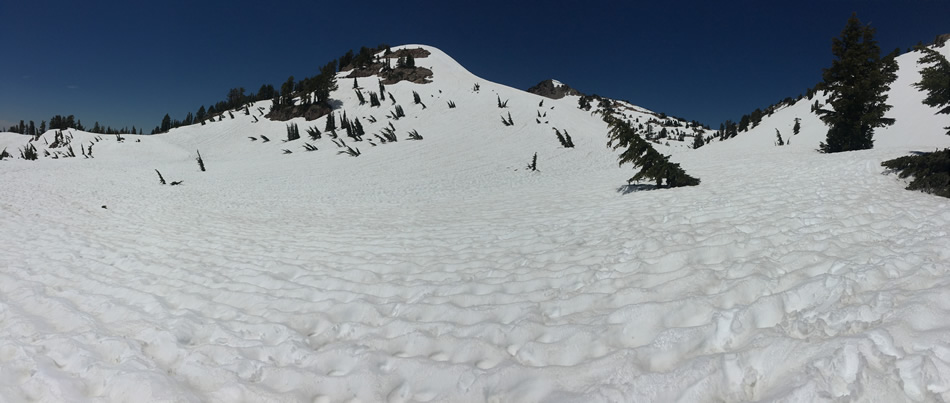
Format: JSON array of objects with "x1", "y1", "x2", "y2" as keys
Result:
[{"x1": 1, "y1": 44, "x2": 950, "y2": 402}]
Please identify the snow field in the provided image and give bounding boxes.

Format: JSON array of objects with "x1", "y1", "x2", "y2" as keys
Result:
[{"x1": 1, "y1": 44, "x2": 949, "y2": 402}]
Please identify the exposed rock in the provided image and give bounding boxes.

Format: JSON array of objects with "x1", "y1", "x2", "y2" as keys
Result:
[
  {"x1": 380, "y1": 66, "x2": 433, "y2": 85},
  {"x1": 935, "y1": 33, "x2": 950, "y2": 47},
  {"x1": 527, "y1": 79, "x2": 582, "y2": 99},
  {"x1": 266, "y1": 103, "x2": 333, "y2": 122}
]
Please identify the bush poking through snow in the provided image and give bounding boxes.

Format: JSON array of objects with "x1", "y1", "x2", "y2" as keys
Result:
[
  {"x1": 303, "y1": 143, "x2": 318, "y2": 151},
  {"x1": 389, "y1": 105, "x2": 406, "y2": 120},
  {"x1": 407, "y1": 130, "x2": 423, "y2": 140},
  {"x1": 775, "y1": 129, "x2": 785, "y2": 146},
  {"x1": 338, "y1": 146, "x2": 361, "y2": 157},
  {"x1": 356, "y1": 90, "x2": 366, "y2": 105},
  {"x1": 286, "y1": 123, "x2": 300, "y2": 141},
  {"x1": 196, "y1": 150, "x2": 206, "y2": 172},
  {"x1": 882, "y1": 148, "x2": 950, "y2": 198},
  {"x1": 370, "y1": 92, "x2": 381, "y2": 107},
  {"x1": 497, "y1": 95, "x2": 509, "y2": 108},
  {"x1": 20, "y1": 144, "x2": 38, "y2": 160},
  {"x1": 447, "y1": 100, "x2": 456, "y2": 108},
  {"x1": 261, "y1": 135, "x2": 270, "y2": 143},
  {"x1": 325, "y1": 112, "x2": 336, "y2": 131},
  {"x1": 0, "y1": 147, "x2": 10, "y2": 160},
  {"x1": 380, "y1": 123, "x2": 398, "y2": 143},
  {"x1": 501, "y1": 112, "x2": 514, "y2": 126},
  {"x1": 282, "y1": 149, "x2": 292, "y2": 154},
  {"x1": 86, "y1": 143, "x2": 94, "y2": 158},
  {"x1": 413, "y1": 91, "x2": 426, "y2": 109},
  {"x1": 555, "y1": 129, "x2": 575, "y2": 148},
  {"x1": 155, "y1": 169, "x2": 167, "y2": 185},
  {"x1": 307, "y1": 126, "x2": 321, "y2": 140},
  {"x1": 527, "y1": 153, "x2": 538, "y2": 172}
]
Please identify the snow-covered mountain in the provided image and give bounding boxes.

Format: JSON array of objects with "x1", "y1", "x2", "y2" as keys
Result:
[{"x1": 1, "y1": 44, "x2": 949, "y2": 402}]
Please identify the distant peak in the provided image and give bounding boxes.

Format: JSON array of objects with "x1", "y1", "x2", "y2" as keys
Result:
[{"x1": 527, "y1": 79, "x2": 582, "y2": 99}]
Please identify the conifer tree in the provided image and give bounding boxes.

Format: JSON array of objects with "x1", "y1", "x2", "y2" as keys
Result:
[
  {"x1": 818, "y1": 13, "x2": 898, "y2": 153},
  {"x1": 793, "y1": 117, "x2": 801, "y2": 135},
  {"x1": 913, "y1": 47, "x2": 950, "y2": 135},
  {"x1": 606, "y1": 117, "x2": 700, "y2": 187},
  {"x1": 692, "y1": 133, "x2": 704, "y2": 149},
  {"x1": 325, "y1": 111, "x2": 336, "y2": 131},
  {"x1": 161, "y1": 114, "x2": 172, "y2": 132}
]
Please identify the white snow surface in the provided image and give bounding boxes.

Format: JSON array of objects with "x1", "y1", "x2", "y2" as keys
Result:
[{"x1": 2, "y1": 44, "x2": 950, "y2": 402}]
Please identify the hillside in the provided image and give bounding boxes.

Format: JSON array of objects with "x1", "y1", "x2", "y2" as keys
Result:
[{"x1": 1, "y1": 44, "x2": 950, "y2": 402}]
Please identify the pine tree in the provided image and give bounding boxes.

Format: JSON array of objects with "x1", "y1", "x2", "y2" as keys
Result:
[
  {"x1": 793, "y1": 117, "x2": 801, "y2": 135},
  {"x1": 692, "y1": 133, "x2": 704, "y2": 149},
  {"x1": 606, "y1": 116, "x2": 700, "y2": 187},
  {"x1": 406, "y1": 53, "x2": 415, "y2": 68},
  {"x1": 160, "y1": 114, "x2": 172, "y2": 132},
  {"x1": 325, "y1": 111, "x2": 336, "y2": 131},
  {"x1": 818, "y1": 13, "x2": 898, "y2": 153},
  {"x1": 913, "y1": 47, "x2": 950, "y2": 135}
]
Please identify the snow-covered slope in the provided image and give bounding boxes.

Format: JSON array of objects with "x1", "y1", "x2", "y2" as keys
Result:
[{"x1": 1, "y1": 44, "x2": 950, "y2": 402}]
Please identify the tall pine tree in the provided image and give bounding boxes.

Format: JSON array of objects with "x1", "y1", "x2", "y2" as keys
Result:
[{"x1": 818, "y1": 13, "x2": 898, "y2": 153}]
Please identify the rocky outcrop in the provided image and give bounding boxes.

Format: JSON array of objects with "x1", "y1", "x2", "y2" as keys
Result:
[{"x1": 526, "y1": 79, "x2": 582, "y2": 99}]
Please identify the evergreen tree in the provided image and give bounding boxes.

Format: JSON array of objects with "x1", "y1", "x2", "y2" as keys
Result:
[
  {"x1": 325, "y1": 111, "x2": 336, "y2": 131},
  {"x1": 406, "y1": 53, "x2": 415, "y2": 68},
  {"x1": 280, "y1": 76, "x2": 295, "y2": 105},
  {"x1": 818, "y1": 13, "x2": 898, "y2": 153},
  {"x1": 39, "y1": 120, "x2": 46, "y2": 133},
  {"x1": 738, "y1": 114, "x2": 750, "y2": 132},
  {"x1": 161, "y1": 114, "x2": 172, "y2": 132},
  {"x1": 692, "y1": 133, "x2": 704, "y2": 149},
  {"x1": 793, "y1": 117, "x2": 801, "y2": 135},
  {"x1": 196, "y1": 105, "x2": 206, "y2": 122},
  {"x1": 606, "y1": 116, "x2": 700, "y2": 187},
  {"x1": 913, "y1": 47, "x2": 950, "y2": 135}
]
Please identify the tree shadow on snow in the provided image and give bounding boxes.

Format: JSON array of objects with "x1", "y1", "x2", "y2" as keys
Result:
[{"x1": 616, "y1": 184, "x2": 660, "y2": 194}]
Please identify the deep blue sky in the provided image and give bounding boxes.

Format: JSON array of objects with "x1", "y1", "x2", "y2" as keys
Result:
[{"x1": 2, "y1": 0, "x2": 948, "y2": 132}]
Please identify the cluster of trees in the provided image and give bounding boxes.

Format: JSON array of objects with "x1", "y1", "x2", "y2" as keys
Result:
[
  {"x1": 4, "y1": 115, "x2": 140, "y2": 136},
  {"x1": 337, "y1": 44, "x2": 391, "y2": 72}
]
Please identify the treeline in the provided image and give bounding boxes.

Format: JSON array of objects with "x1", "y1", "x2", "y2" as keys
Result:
[
  {"x1": 152, "y1": 43, "x2": 392, "y2": 134},
  {"x1": 711, "y1": 91, "x2": 815, "y2": 143},
  {"x1": 3, "y1": 115, "x2": 142, "y2": 136}
]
